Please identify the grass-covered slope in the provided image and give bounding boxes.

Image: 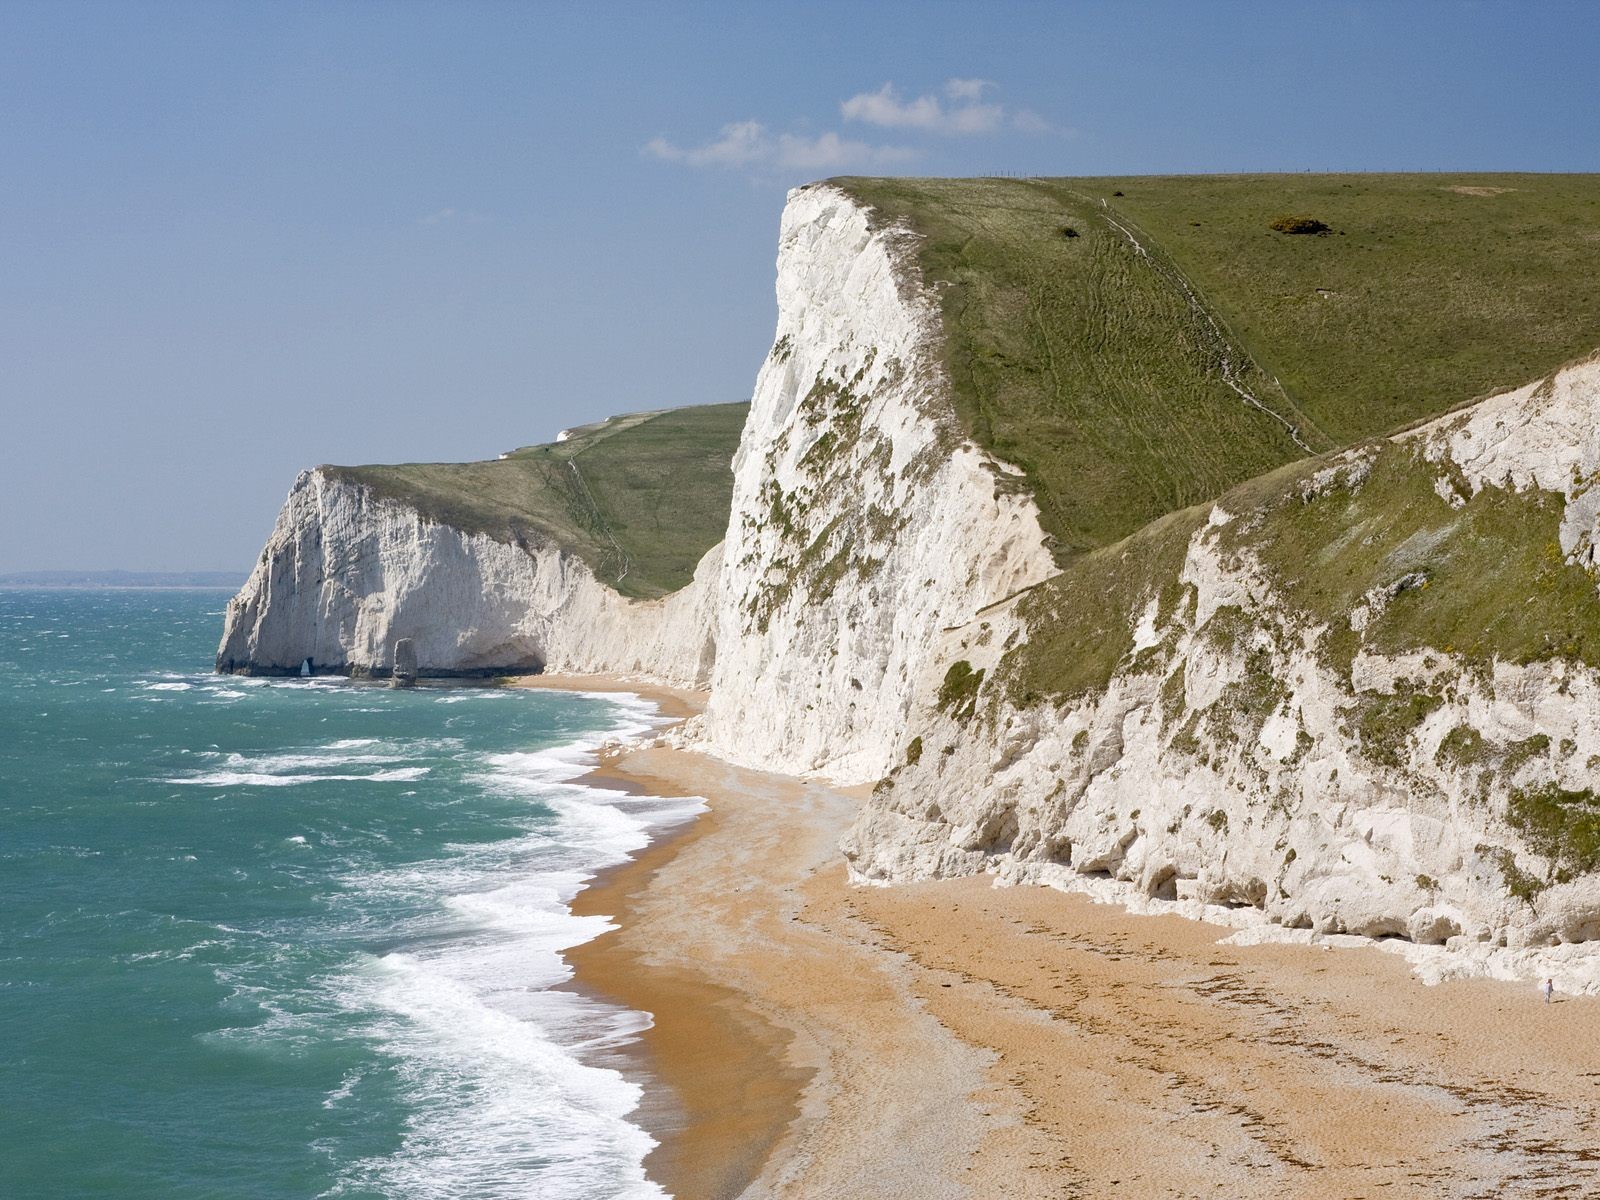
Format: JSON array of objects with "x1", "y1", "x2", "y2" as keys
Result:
[
  {"x1": 834, "y1": 173, "x2": 1600, "y2": 560},
  {"x1": 326, "y1": 402, "x2": 747, "y2": 600},
  {"x1": 1002, "y1": 433, "x2": 1600, "y2": 707}
]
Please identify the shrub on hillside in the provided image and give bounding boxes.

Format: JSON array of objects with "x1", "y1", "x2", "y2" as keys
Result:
[{"x1": 1270, "y1": 214, "x2": 1332, "y2": 235}]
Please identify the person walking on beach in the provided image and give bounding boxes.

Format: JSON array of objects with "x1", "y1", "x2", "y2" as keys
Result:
[{"x1": 1543, "y1": 977, "x2": 1555, "y2": 1004}]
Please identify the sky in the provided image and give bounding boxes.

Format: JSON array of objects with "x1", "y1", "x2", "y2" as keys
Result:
[{"x1": 2, "y1": 1, "x2": 1597, "y2": 573}]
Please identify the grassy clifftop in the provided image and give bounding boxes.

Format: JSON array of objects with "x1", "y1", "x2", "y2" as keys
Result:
[
  {"x1": 327, "y1": 402, "x2": 747, "y2": 599},
  {"x1": 834, "y1": 173, "x2": 1600, "y2": 559}
]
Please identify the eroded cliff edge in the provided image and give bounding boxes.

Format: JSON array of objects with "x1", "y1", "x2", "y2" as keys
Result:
[{"x1": 224, "y1": 176, "x2": 1600, "y2": 977}]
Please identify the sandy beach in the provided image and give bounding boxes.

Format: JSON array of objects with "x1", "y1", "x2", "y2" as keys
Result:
[{"x1": 526, "y1": 676, "x2": 1600, "y2": 1199}]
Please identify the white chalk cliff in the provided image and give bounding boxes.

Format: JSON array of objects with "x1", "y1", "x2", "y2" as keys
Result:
[
  {"x1": 217, "y1": 469, "x2": 720, "y2": 686},
  {"x1": 844, "y1": 353, "x2": 1600, "y2": 985},
  {"x1": 693, "y1": 186, "x2": 1057, "y2": 780},
  {"x1": 223, "y1": 182, "x2": 1600, "y2": 983}
]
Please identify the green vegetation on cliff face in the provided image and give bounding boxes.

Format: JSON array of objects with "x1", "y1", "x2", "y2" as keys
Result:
[
  {"x1": 326, "y1": 402, "x2": 747, "y2": 599},
  {"x1": 833, "y1": 173, "x2": 1600, "y2": 559},
  {"x1": 1223, "y1": 443, "x2": 1600, "y2": 674},
  {"x1": 993, "y1": 438, "x2": 1600, "y2": 707},
  {"x1": 1506, "y1": 784, "x2": 1600, "y2": 881},
  {"x1": 1001, "y1": 506, "x2": 1205, "y2": 704}
]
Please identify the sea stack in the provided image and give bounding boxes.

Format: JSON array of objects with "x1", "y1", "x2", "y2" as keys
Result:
[{"x1": 391, "y1": 638, "x2": 418, "y2": 688}]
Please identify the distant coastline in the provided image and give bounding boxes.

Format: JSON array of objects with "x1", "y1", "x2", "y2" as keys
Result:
[{"x1": 0, "y1": 570, "x2": 244, "y2": 590}]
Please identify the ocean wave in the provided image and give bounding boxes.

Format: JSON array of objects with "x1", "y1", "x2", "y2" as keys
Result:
[
  {"x1": 327, "y1": 951, "x2": 664, "y2": 1200},
  {"x1": 573, "y1": 690, "x2": 671, "y2": 742},
  {"x1": 168, "y1": 736, "x2": 464, "y2": 787},
  {"x1": 173, "y1": 767, "x2": 432, "y2": 787},
  {"x1": 197, "y1": 690, "x2": 694, "y2": 1196},
  {"x1": 220, "y1": 750, "x2": 414, "y2": 770}
]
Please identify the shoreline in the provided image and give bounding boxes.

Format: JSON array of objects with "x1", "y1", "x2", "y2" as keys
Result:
[
  {"x1": 516, "y1": 673, "x2": 1006, "y2": 1197},
  {"x1": 567, "y1": 756, "x2": 807, "y2": 1200},
  {"x1": 510, "y1": 673, "x2": 813, "y2": 1198},
  {"x1": 520, "y1": 673, "x2": 1600, "y2": 1197},
  {"x1": 506, "y1": 671, "x2": 706, "y2": 722}
]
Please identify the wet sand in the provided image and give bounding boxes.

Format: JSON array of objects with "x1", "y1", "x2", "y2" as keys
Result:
[
  {"x1": 521, "y1": 675, "x2": 1600, "y2": 1198},
  {"x1": 513, "y1": 674, "x2": 815, "y2": 1195},
  {"x1": 509, "y1": 671, "x2": 706, "y2": 721}
]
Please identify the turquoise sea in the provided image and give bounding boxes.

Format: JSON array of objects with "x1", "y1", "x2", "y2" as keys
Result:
[{"x1": 0, "y1": 588, "x2": 699, "y2": 1199}]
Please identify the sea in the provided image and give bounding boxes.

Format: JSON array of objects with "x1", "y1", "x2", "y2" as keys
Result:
[{"x1": 0, "y1": 588, "x2": 702, "y2": 1199}]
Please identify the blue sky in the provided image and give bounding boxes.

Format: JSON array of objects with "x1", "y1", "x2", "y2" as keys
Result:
[{"x1": 3, "y1": 0, "x2": 1597, "y2": 572}]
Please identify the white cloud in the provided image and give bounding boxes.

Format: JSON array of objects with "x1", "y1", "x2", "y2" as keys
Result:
[
  {"x1": 839, "y1": 84, "x2": 951, "y2": 131},
  {"x1": 644, "y1": 120, "x2": 769, "y2": 167},
  {"x1": 644, "y1": 78, "x2": 1054, "y2": 178},
  {"x1": 841, "y1": 79, "x2": 1050, "y2": 136},
  {"x1": 645, "y1": 121, "x2": 916, "y2": 173},
  {"x1": 943, "y1": 77, "x2": 994, "y2": 102}
]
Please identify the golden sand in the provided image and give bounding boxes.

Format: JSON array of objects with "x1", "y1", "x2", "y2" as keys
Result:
[{"x1": 517, "y1": 676, "x2": 1600, "y2": 1197}]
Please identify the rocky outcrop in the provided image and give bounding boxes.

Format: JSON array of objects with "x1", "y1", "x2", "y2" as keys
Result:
[
  {"x1": 217, "y1": 468, "x2": 720, "y2": 686},
  {"x1": 391, "y1": 638, "x2": 418, "y2": 687}
]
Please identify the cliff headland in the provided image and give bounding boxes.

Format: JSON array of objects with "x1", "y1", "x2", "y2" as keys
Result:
[{"x1": 221, "y1": 173, "x2": 1600, "y2": 1188}]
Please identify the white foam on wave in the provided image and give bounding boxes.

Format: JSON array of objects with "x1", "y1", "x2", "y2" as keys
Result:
[
  {"x1": 571, "y1": 689, "x2": 669, "y2": 741},
  {"x1": 167, "y1": 736, "x2": 463, "y2": 788},
  {"x1": 175, "y1": 766, "x2": 432, "y2": 787},
  {"x1": 321, "y1": 690, "x2": 704, "y2": 1199},
  {"x1": 225, "y1": 750, "x2": 412, "y2": 770},
  {"x1": 185, "y1": 687, "x2": 697, "y2": 1195},
  {"x1": 433, "y1": 690, "x2": 515, "y2": 704},
  {"x1": 331, "y1": 951, "x2": 664, "y2": 1200}
]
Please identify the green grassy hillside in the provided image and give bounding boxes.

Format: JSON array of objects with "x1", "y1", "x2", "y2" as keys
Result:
[
  {"x1": 834, "y1": 174, "x2": 1600, "y2": 560},
  {"x1": 326, "y1": 402, "x2": 747, "y2": 600}
]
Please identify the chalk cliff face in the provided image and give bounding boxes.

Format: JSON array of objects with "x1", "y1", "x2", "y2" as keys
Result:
[
  {"x1": 844, "y1": 357, "x2": 1600, "y2": 974},
  {"x1": 224, "y1": 180, "x2": 1600, "y2": 977},
  {"x1": 693, "y1": 185, "x2": 1056, "y2": 781},
  {"x1": 219, "y1": 182, "x2": 1054, "y2": 760},
  {"x1": 691, "y1": 192, "x2": 1600, "y2": 968},
  {"x1": 217, "y1": 469, "x2": 719, "y2": 686}
]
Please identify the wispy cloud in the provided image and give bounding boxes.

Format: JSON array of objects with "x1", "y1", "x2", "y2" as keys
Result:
[
  {"x1": 419, "y1": 207, "x2": 487, "y2": 225},
  {"x1": 943, "y1": 77, "x2": 992, "y2": 103},
  {"x1": 1011, "y1": 108, "x2": 1055, "y2": 134},
  {"x1": 841, "y1": 79, "x2": 1051, "y2": 136},
  {"x1": 646, "y1": 78, "x2": 1054, "y2": 178},
  {"x1": 644, "y1": 121, "x2": 917, "y2": 172}
]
